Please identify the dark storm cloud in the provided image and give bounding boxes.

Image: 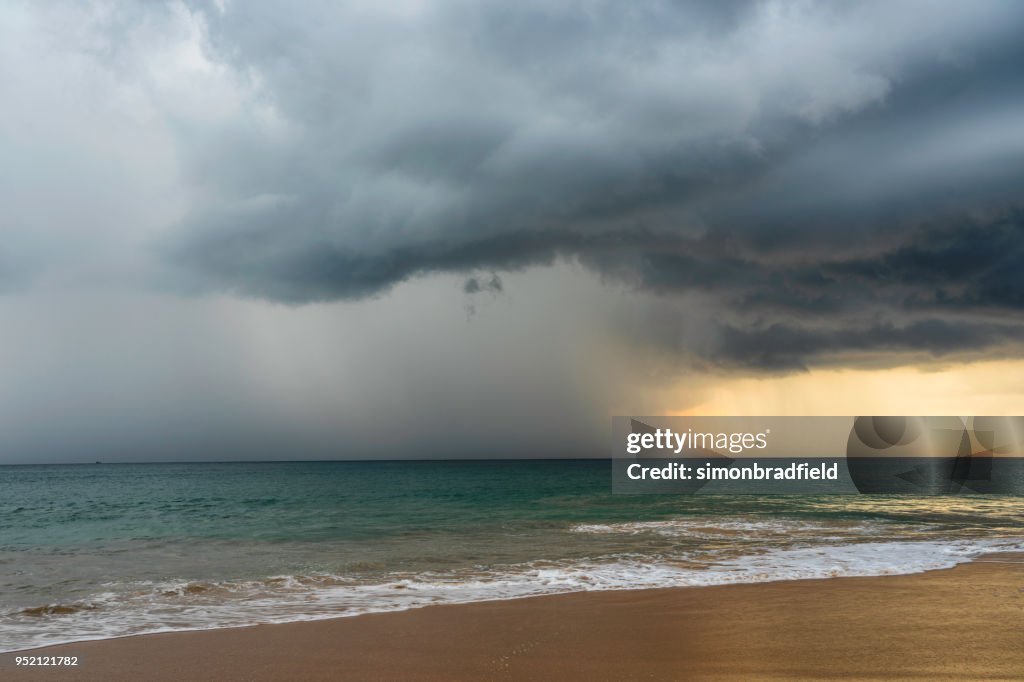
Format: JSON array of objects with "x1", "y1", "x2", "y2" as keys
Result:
[
  {"x1": 592, "y1": 211, "x2": 1024, "y2": 367},
  {"x1": 464, "y1": 274, "x2": 502, "y2": 295},
  {"x1": 157, "y1": 0, "x2": 1024, "y2": 366},
  {"x1": 709, "y1": 319, "x2": 1024, "y2": 371},
  {"x1": 596, "y1": 210, "x2": 1024, "y2": 313},
  {"x1": 832, "y1": 212, "x2": 1024, "y2": 311}
]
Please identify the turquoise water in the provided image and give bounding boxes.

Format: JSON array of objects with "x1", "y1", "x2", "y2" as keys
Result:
[{"x1": 1, "y1": 461, "x2": 1022, "y2": 651}]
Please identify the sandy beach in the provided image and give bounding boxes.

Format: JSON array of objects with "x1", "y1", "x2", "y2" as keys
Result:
[{"x1": 4, "y1": 553, "x2": 1022, "y2": 681}]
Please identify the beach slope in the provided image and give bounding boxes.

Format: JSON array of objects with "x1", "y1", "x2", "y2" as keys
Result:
[{"x1": 5, "y1": 554, "x2": 1023, "y2": 681}]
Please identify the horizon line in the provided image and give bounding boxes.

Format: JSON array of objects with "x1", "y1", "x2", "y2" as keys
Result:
[{"x1": 0, "y1": 457, "x2": 610, "y2": 466}]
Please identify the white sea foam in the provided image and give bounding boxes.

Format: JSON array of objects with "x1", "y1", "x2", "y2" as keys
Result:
[
  {"x1": 570, "y1": 517, "x2": 887, "y2": 538},
  {"x1": 3, "y1": 534, "x2": 1021, "y2": 653}
]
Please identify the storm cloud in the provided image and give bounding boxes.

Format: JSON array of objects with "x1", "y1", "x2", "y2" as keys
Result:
[
  {"x1": 3, "y1": 0, "x2": 1024, "y2": 391},
  {"x1": 147, "y1": 0, "x2": 1024, "y2": 367}
]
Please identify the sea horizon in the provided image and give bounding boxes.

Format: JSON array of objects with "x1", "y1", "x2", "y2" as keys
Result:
[{"x1": 0, "y1": 458, "x2": 608, "y2": 467}]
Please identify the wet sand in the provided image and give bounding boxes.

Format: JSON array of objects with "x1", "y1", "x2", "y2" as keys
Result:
[{"x1": 5, "y1": 554, "x2": 1023, "y2": 681}]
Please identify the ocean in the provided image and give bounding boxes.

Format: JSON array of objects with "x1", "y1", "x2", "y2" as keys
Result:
[{"x1": 2, "y1": 460, "x2": 1022, "y2": 652}]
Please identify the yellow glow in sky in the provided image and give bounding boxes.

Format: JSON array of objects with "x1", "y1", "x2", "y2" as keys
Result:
[{"x1": 672, "y1": 359, "x2": 1024, "y2": 416}]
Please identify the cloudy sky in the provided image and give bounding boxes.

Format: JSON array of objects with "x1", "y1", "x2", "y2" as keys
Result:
[{"x1": 2, "y1": 0, "x2": 1023, "y2": 462}]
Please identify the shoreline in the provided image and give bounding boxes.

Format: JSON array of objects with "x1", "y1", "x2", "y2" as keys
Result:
[
  {"x1": 6, "y1": 541, "x2": 1018, "y2": 656},
  {"x1": 4, "y1": 553, "x2": 1023, "y2": 680},
  {"x1": 3, "y1": 547, "x2": 1016, "y2": 655}
]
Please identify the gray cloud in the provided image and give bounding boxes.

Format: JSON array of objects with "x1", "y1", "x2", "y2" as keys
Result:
[
  {"x1": 5, "y1": 0, "x2": 1024, "y2": 373},
  {"x1": 711, "y1": 319, "x2": 1024, "y2": 371},
  {"x1": 143, "y1": 0, "x2": 1024, "y2": 367},
  {"x1": 464, "y1": 274, "x2": 502, "y2": 295},
  {"x1": 595, "y1": 210, "x2": 1024, "y2": 369},
  {"x1": 4, "y1": 1, "x2": 1024, "y2": 461}
]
